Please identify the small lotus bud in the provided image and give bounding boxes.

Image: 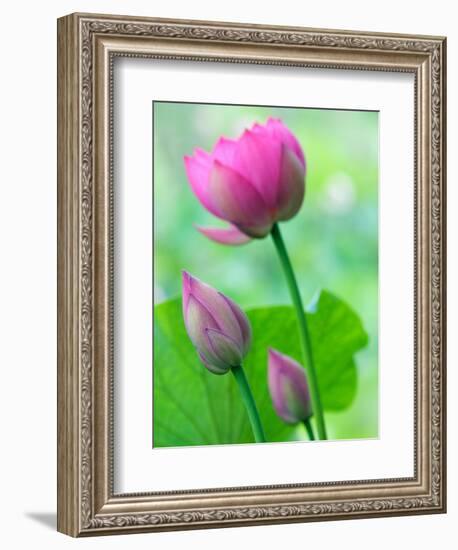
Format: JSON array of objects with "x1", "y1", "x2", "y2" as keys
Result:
[
  {"x1": 182, "y1": 271, "x2": 252, "y2": 374},
  {"x1": 268, "y1": 348, "x2": 312, "y2": 424}
]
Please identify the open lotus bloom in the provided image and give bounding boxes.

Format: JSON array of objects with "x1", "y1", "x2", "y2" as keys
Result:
[
  {"x1": 268, "y1": 348, "x2": 312, "y2": 424},
  {"x1": 184, "y1": 117, "x2": 306, "y2": 244},
  {"x1": 182, "y1": 271, "x2": 252, "y2": 374}
]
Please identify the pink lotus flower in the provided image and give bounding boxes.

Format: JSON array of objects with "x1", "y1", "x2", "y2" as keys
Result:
[
  {"x1": 182, "y1": 271, "x2": 252, "y2": 374},
  {"x1": 268, "y1": 348, "x2": 312, "y2": 424},
  {"x1": 184, "y1": 118, "x2": 306, "y2": 244}
]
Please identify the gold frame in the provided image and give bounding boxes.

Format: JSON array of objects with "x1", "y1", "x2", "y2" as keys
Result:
[{"x1": 57, "y1": 12, "x2": 447, "y2": 537}]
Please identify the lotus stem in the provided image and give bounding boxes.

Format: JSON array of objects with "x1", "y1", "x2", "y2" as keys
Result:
[
  {"x1": 303, "y1": 418, "x2": 316, "y2": 441},
  {"x1": 270, "y1": 223, "x2": 327, "y2": 440},
  {"x1": 231, "y1": 365, "x2": 266, "y2": 443}
]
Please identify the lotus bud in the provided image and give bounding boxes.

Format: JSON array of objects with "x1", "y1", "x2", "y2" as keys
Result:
[
  {"x1": 182, "y1": 271, "x2": 252, "y2": 374},
  {"x1": 184, "y1": 117, "x2": 306, "y2": 244},
  {"x1": 268, "y1": 348, "x2": 312, "y2": 424}
]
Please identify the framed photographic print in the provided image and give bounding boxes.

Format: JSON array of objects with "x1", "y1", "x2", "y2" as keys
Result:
[{"x1": 57, "y1": 13, "x2": 446, "y2": 536}]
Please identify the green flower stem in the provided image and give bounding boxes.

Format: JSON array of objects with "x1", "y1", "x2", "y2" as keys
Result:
[
  {"x1": 231, "y1": 365, "x2": 266, "y2": 443},
  {"x1": 303, "y1": 418, "x2": 316, "y2": 441},
  {"x1": 270, "y1": 223, "x2": 327, "y2": 440}
]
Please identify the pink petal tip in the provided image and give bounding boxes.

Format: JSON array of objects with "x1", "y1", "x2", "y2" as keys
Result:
[{"x1": 195, "y1": 224, "x2": 252, "y2": 246}]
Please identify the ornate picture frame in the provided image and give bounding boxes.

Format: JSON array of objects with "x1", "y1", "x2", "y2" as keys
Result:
[{"x1": 57, "y1": 12, "x2": 446, "y2": 536}]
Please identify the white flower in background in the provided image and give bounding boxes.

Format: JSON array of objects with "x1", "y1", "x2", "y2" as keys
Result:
[{"x1": 323, "y1": 172, "x2": 356, "y2": 213}]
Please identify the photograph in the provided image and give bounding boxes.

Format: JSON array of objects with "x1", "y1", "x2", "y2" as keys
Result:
[{"x1": 153, "y1": 101, "x2": 379, "y2": 447}]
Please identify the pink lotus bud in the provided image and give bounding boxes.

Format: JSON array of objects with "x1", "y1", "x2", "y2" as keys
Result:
[
  {"x1": 268, "y1": 348, "x2": 312, "y2": 424},
  {"x1": 184, "y1": 117, "x2": 306, "y2": 244},
  {"x1": 182, "y1": 271, "x2": 252, "y2": 374}
]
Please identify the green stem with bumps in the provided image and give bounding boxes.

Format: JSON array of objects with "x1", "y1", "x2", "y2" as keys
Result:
[{"x1": 231, "y1": 365, "x2": 266, "y2": 443}]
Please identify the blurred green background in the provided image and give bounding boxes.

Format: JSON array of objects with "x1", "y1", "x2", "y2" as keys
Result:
[{"x1": 153, "y1": 101, "x2": 379, "y2": 441}]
